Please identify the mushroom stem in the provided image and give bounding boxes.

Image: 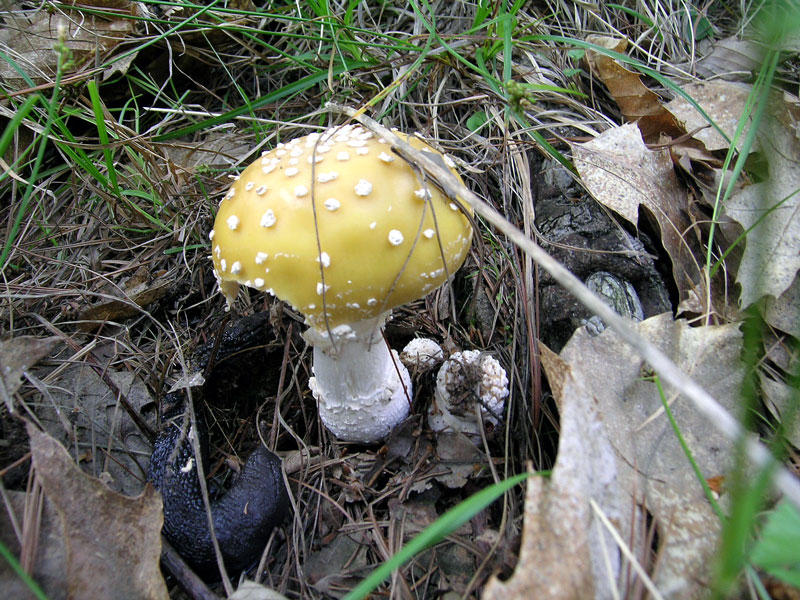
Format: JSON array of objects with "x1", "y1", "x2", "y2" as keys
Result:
[{"x1": 305, "y1": 313, "x2": 411, "y2": 443}]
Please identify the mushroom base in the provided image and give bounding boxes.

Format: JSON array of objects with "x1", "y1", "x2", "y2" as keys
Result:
[
  {"x1": 308, "y1": 331, "x2": 412, "y2": 443},
  {"x1": 427, "y1": 350, "x2": 507, "y2": 442},
  {"x1": 428, "y1": 390, "x2": 502, "y2": 441}
]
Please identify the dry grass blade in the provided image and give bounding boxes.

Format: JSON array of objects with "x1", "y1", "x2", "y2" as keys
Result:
[
  {"x1": 590, "y1": 498, "x2": 663, "y2": 600},
  {"x1": 331, "y1": 103, "x2": 800, "y2": 511}
]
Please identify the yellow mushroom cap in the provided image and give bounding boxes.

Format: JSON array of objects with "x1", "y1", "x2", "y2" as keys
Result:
[{"x1": 210, "y1": 124, "x2": 473, "y2": 331}]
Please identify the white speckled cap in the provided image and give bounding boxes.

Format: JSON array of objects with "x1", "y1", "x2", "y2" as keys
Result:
[{"x1": 210, "y1": 124, "x2": 473, "y2": 330}]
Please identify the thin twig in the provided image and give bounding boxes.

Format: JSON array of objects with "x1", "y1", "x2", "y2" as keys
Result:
[{"x1": 159, "y1": 538, "x2": 222, "y2": 600}]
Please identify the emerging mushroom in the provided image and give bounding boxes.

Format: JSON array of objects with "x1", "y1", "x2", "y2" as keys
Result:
[
  {"x1": 400, "y1": 337, "x2": 445, "y2": 372},
  {"x1": 429, "y1": 350, "x2": 509, "y2": 440},
  {"x1": 210, "y1": 124, "x2": 473, "y2": 442}
]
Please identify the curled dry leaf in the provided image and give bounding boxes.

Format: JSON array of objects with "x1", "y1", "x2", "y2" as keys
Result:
[
  {"x1": 305, "y1": 533, "x2": 370, "y2": 596},
  {"x1": 724, "y1": 91, "x2": 800, "y2": 309},
  {"x1": 695, "y1": 38, "x2": 764, "y2": 82},
  {"x1": 303, "y1": 533, "x2": 369, "y2": 597},
  {"x1": 0, "y1": 336, "x2": 61, "y2": 404},
  {"x1": 572, "y1": 124, "x2": 706, "y2": 313},
  {"x1": 759, "y1": 333, "x2": 800, "y2": 449},
  {"x1": 162, "y1": 131, "x2": 256, "y2": 171},
  {"x1": 558, "y1": 314, "x2": 744, "y2": 598},
  {"x1": 483, "y1": 345, "x2": 622, "y2": 600},
  {"x1": 228, "y1": 580, "x2": 291, "y2": 600},
  {"x1": 666, "y1": 80, "x2": 754, "y2": 152},
  {"x1": 584, "y1": 35, "x2": 685, "y2": 144},
  {"x1": 432, "y1": 432, "x2": 488, "y2": 489},
  {"x1": 666, "y1": 81, "x2": 800, "y2": 320},
  {"x1": 37, "y1": 363, "x2": 154, "y2": 496},
  {"x1": 26, "y1": 423, "x2": 167, "y2": 600},
  {"x1": 760, "y1": 373, "x2": 800, "y2": 450},
  {"x1": 764, "y1": 274, "x2": 800, "y2": 336},
  {"x1": 0, "y1": 11, "x2": 134, "y2": 89},
  {"x1": 79, "y1": 266, "x2": 172, "y2": 330}
]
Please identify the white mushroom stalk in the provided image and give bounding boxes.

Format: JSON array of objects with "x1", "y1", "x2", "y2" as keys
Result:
[
  {"x1": 429, "y1": 350, "x2": 509, "y2": 440},
  {"x1": 209, "y1": 124, "x2": 473, "y2": 442},
  {"x1": 305, "y1": 313, "x2": 411, "y2": 442}
]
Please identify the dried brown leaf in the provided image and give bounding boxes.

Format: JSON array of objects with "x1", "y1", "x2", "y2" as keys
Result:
[
  {"x1": 572, "y1": 124, "x2": 706, "y2": 313},
  {"x1": 306, "y1": 533, "x2": 369, "y2": 596},
  {"x1": 483, "y1": 344, "x2": 622, "y2": 600},
  {"x1": 585, "y1": 35, "x2": 685, "y2": 144},
  {"x1": 724, "y1": 92, "x2": 800, "y2": 308},
  {"x1": 667, "y1": 80, "x2": 754, "y2": 152},
  {"x1": 0, "y1": 491, "x2": 67, "y2": 600},
  {"x1": 433, "y1": 432, "x2": 487, "y2": 489},
  {"x1": 79, "y1": 267, "x2": 172, "y2": 329},
  {"x1": 162, "y1": 133, "x2": 256, "y2": 171},
  {"x1": 765, "y1": 274, "x2": 800, "y2": 335},
  {"x1": 559, "y1": 314, "x2": 744, "y2": 598},
  {"x1": 0, "y1": 336, "x2": 61, "y2": 402},
  {"x1": 38, "y1": 363, "x2": 153, "y2": 496},
  {"x1": 696, "y1": 38, "x2": 764, "y2": 82},
  {"x1": 26, "y1": 423, "x2": 167, "y2": 600},
  {"x1": 668, "y1": 83, "x2": 800, "y2": 313},
  {"x1": 760, "y1": 373, "x2": 800, "y2": 450},
  {"x1": 229, "y1": 581, "x2": 291, "y2": 600},
  {"x1": 0, "y1": 11, "x2": 134, "y2": 89}
]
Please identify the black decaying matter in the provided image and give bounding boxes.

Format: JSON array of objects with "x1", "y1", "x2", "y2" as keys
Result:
[
  {"x1": 148, "y1": 394, "x2": 289, "y2": 575},
  {"x1": 147, "y1": 313, "x2": 290, "y2": 578}
]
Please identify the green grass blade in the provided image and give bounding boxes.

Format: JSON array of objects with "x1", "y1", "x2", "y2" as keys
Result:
[
  {"x1": 0, "y1": 45, "x2": 68, "y2": 270},
  {"x1": 0, "y1": 539, "x2": 49, "y2": 600},
  {"x1": 501, "y1": 11, "x2": 514, "y2": 83},
  {"x1": 606, "y1": 4, "x2": 655, "y2": 28},
  {"x1": 152, "y1": 59, "x2": 371, "y2": 142},
  {"x1": 87, "y1": 80, "x2": 121, "y2": 197},
  {"x1": 118, "y1": 190, "x2": 170, "y2": 232},
  {"x1": 409, "y1": 0, "x2": 501, "y2": 89},
  {"x1": 0, "y1": 95, "x2": 40, "y2": 178}
]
